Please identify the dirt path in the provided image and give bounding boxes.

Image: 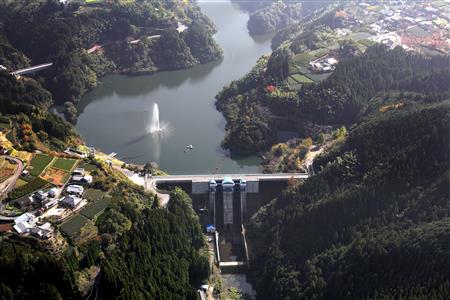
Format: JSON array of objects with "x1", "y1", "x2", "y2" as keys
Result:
[
  {"x1": 302, "y1": 142, "x2": 332, "y2": 175},
  {"x1": 114, "y1": 166, "x2": 170, "y2": 207},
  {"x1": 144, "y1": 175, "x2": 170, "y2": 207},
  {"x1": 0, "y1": 156, "x2": 23, "y2": 200}
]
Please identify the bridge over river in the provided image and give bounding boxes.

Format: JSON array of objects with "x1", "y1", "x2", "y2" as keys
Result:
[{"x1": 11, "y1": 63, "x2": 53, "y2": 76}]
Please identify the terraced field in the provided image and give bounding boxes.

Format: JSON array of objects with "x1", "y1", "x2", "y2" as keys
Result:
[
  {"x1": 80, "y1": 197, "x2": 111, "y2": 220},
  {"x1": 52, "y1": 158, "x2": 77, "y2": 171},
  {"x1": 29, "y1": 154, "x2": 53, "y2": 176},
  {"x1": 60, "y1": 215, "x2": 89, "y2": 237}
]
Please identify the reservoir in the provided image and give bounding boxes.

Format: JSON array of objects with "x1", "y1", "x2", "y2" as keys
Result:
[{"x1": 76, "y1": 0, "x2": 272, "y2": 174}]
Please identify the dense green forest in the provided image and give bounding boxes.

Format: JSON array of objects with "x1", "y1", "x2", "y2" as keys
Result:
[
  {"x1": 247, "y1": 2, "x2": 304, "y2": 36},
  {"x1": 232, "y1": 0, "x2": 330, "y2": 36},
  {"x1": 246, "y1": 99, "x2": 450, "y2": 299},
  {"x1": 0, "y1": 239, "x2": 80, "y2": 300},
  {"x1": 96, "y1": 187, "x2": 209, "y2": 299},
  {"x1": 216, "y1": 45, "x2": 450, "y2": 154},
  {"x1": 0, "y1": 0, "x2": 222, "y2": 119}
]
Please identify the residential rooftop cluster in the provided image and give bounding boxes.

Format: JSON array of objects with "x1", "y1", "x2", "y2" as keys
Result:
[
  {"x1": 309, "y1": 56, "x2": 339, "y2": 73},
  {"x1": 348, "y1": 1, "x2": 450, "y2": 54},
  {"x1": 11, "y1": 164, "x2": 95, "y2": 239},
  {"x1": 284, "y1": 0, "x2": 450, "y2": 89}
]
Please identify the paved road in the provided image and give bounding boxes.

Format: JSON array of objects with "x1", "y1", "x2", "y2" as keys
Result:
[
  {"x1": 144, "y1": 174, "x2": 170, "y2": 207},
  {"x1": 0, "y1": 156, "x2": 24, "y2": 200},
  {"x1": 151, "y1": 173, "x2": 309, "y2": 183},
  {"x1": 145, "y1": 173, "x2": 308, "y2": 208},
  {"x1": 118, "y1": 169, "x2": 309, "y2": 208}
]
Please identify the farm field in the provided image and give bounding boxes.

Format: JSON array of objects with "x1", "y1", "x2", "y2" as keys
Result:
[
  {"x1": 0, "y1": 157, "x2": 16, "y2": 183},
  {"x1": 84, "y1": 189, "x2": 106, "y2": 202},
  {"x1": 290, "y1": 74, "x2": 314, "y2": 83},
  {"x1": 80, "y1": 197, "x2": 111, "y2": 220},
  {"x1": 82, "y1": 163, "x2": 98, "y2": 172},
  {"x1": 52, "y1": 158, "x2": 77, "y2": 171},
  {"x1": 60, "y1": 214, "x2": 89, "y2": 237},
  {"x1": 41, "y1": 167, "x2": 70, "y2": 186},
  {"x1": 29, "y1": 154, "x2": 53, "y2": 176},
  {"x1": 9, "y1": 177, "x2": 49, "y2": 199},
  {"x1": 13, "y1": 178, "x2": 28, "y2": 188}
]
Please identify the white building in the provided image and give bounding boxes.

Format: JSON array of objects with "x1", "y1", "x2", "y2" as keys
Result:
[
  {"x1": 72, "y1": 174, "x2": 93, "y2": 184},
  {"x1": 14, "y1": 213, "x2": 35, "y2": 224},
  {"x1": 66, "y1": 184, "x2": 84, "y2": 196},
  {"x1": 43, "y1": 199, "x2": 58, "y2": 210},
  {"x1": 13, "y1": 213, "x2": 36, "y2": 234},
  {"x1": 13, "y1": 222, "x2": 32, "y2": 234},
  {"x1": 73, "y1": 168, "x2": 84, "y2": 175}
]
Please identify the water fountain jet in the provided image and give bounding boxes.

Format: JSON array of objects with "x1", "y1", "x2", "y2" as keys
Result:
[{"x1": 149, "y1": 103, "x2": 162, "y2": 134}]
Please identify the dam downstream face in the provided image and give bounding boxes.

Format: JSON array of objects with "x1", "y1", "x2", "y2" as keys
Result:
[{"x1": 75, "y1": 0, "x2": 273, "y2": 174}]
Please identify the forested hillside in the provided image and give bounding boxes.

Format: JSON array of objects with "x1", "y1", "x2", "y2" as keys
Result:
[
  {"x1": 97, "y1": 187, "x2": 209, "y2": 299},
  {"x1": 216, "y1": 45, "x2": 450, "y2": 154},
  {"x1": 233, "y1": 0, "x2": 330, "y2": 36},
  {"x1": 246, "y1": 100, "x2": 450, "y2": 299},
  {"x1": 0, "y1": 71, "x2": 79, "y2": 151},
  {"x1": 0, "y1": 180, "x2": 208, "y2": 299},
  {"x1": 0, "y1": 0, "x2": 222, "y2": 119},
  {"x1": 0, "y1": 240, "x2": 80, "y2": 300}
]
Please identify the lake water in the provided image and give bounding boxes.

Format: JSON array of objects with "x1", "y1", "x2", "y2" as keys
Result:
[{"x1": 76, "y1": 0, "x2": 273, "y2": 174}]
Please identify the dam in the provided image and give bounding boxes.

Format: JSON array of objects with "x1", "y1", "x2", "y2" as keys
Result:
[{"x1": 152, "y1": 173, "x2": 308, "y2": 271}]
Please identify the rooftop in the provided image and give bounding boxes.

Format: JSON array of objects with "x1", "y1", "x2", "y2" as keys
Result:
[
  {"x1": 60, "y1": 195, "x2": 82, "y2": 207},
  {"x1": 14, "y1": 213, "x2": 35, "y2": 224}
]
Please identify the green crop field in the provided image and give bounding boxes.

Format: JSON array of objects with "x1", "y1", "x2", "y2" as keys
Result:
[
  {"x1": 310, "y1": 48, "x2": 329, "y2": 58},
  {"x1": 82, "y1": 163, "x2": 98, "y2": 172},
  {"x1": 84, "y1": 189, "x2": 106, "y2": 202},
  {"x1": 29, "y1": 154, "x2": 53, "y2": 176},
  {"x1": 290, "y1": 74, "x2": 314, "y2": 84},
  {"x1": 292, "y1": 52, "x2": 313, "y2": 67},
  {"x1": 52, "y1": 158, "x2": 77, "y2": 171},
  {"x1": 80, "y1": 197, "x2": 111, "y2": 219},
  {"x1": 14, "y1": 178, "x2": 28, "y2": 188},
  {"x1": 9, "y1": 177, "x2": 48, "y2": 199},
  {"x1": 60, "y1": 215, "x2": 89, "y2": 237}
]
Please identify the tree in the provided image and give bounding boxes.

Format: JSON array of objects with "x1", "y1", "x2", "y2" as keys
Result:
[
  {"x1": 64, "y1": 101, "x2": 77, "y2": 123},
  {"x1": 334, "y1": 126, "x2": 347, "y2": 139},
  {"x1": 266, "y1": 47, "x2": 292, "y2": 82},
  {"x1": 318, "y1": 133, "x2": 325, "y2": 145}
]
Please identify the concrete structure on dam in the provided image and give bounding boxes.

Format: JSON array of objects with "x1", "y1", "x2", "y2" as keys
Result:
[
  {"x1": 150, "y1": 173, "x2": 308, "y2": 194},
  {"x1": 147, "y1": 173, "x2": 309, "y2": 271}
]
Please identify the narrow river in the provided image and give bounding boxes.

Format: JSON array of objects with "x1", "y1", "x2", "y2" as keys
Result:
[{"x1": 76, "y1": 0, "x2": 272, "y2": 174}]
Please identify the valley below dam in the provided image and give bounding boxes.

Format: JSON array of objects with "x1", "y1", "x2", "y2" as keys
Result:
[{"x1": 76, "y1": 0, "x2": 273, "y2": 174}]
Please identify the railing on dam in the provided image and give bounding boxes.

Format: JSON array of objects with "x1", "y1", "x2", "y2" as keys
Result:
[{"x1": 152, "y1": 172, "x2": 308, "y2": 183}]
